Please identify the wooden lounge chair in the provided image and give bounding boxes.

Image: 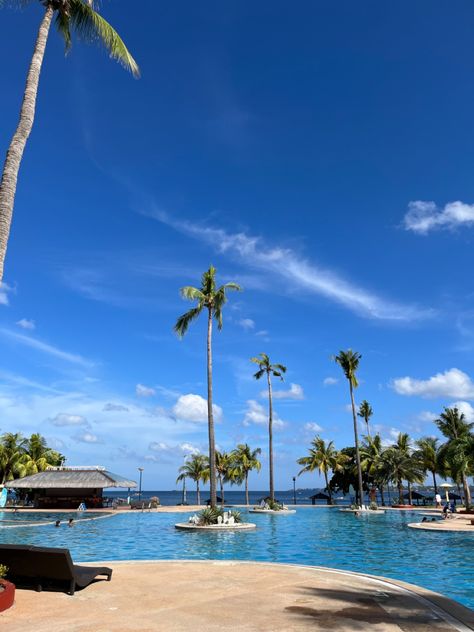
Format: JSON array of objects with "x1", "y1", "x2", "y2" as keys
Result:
[{"x1": 0, "y1": 544, "x2": 112, "y2": 595}]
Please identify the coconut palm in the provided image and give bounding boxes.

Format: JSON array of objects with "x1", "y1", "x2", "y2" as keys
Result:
[
  {"x1": 297, "y1": 437, "x2": 348, "y2": 504},
  {"x1": 0, "y1": 433, "x2": 28, "y2": 483},
  {"x1": 215, "y1": 450, "x2": 232, "y2": 505},
  {"x1": 435, "y1": 407, "x2": 473, "y2": 509},
  {"x1": 176, "y1": 454, "x2": 209, "y2": 506},
  {"x1": 415, "y1": 437, "x2": 440, "y2": 495},
  {"x1": 334, "y1": 349, "x2": 364, "y2": 506},
  {"x1": 360, "y1": 434, "x2": 388, "y2": 506},
  {"x1": 0, "y1": 0, "x2": 139, "y2": 283},
  {"x1": 175, "y1": 266, "x2": 241, "y2": 507},
  {"x1": 384, "y1": 433, "x2": 424, "y2": 504},
  {"x1": 250, "y1": 353, "x2": 286, "y2": 501},
  {"x1": 230, "y1": 444, "x2": 262, "y2": 505},
  {"x1": 20, "y1": 433, "x2": 65, "y2": 475},
  {"x1": 358, "y1": 400, "x2": 373, "y2": 438}
]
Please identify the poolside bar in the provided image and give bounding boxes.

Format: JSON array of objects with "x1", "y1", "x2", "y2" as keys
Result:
[{"x1": 5, "y1": 466, "x2": 137, "y2": 509}]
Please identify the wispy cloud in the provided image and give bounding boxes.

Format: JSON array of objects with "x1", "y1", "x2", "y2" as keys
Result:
[
  {"x1": 147, "y1": 211, "x2": 432, "y2": 322},
  {"x1": 403, "y1": 200, "x2": 474, "y2": 234},
  {"x1": 323, "y1": 377, "x2": 338, "y2": 386},
  {"x1": 262, "y1": 383, "x2": 304, "y2": 400},
  {"x1": 136, "y1": 383, "x2": 156, "y2": 398},
  {"x1": 0, "y1": 282, "x2": 13, "y2": 306},
  {"x1": 16, "y1": 318, "x2": 36, "y2": 330},
  {"x1": 0, "y1": 328, "x2": 94, "y2": 368},
  {"x1": 242, "y1": 399, "x2": 285, "y2": 428}
]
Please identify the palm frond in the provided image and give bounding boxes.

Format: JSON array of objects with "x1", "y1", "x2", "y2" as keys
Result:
[
  {"x1": 220, "y1": 282, "x2": 242, "y2": 293},
  {"x1": 174, "y1": 306, "x2": 202, "y2": 338},
  {"x1": 180, "y1": 286, "x2": 205, "y2": 302},
  {"x1": 55, "y1": 8, "x2": 72, "y2": 51},
  {"x1": 69, "y1": 0, "x2": 140, "y2": 77}
]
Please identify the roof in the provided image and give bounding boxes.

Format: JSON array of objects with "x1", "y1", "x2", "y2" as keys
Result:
[{"x1": 5, "y1": 468, "x2": 137, "y2": 489}]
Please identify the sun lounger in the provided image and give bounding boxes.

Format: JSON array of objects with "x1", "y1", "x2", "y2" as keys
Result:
[{"x1": 0, "y1": 544, "x2": 112, "y2": 595}]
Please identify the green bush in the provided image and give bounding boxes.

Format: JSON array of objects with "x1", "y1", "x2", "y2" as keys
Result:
[
  {"x1": 0, "y1": 564, "x2": 8, "y2": 580},
  {"x1": 369, "y1": 501, "x2": 378, "y2": 511}
]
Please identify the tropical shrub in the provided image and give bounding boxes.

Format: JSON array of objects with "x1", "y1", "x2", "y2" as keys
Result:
[
  {"x1": 0, "y1": 565, "x2": 8, "y2": 580},
  {"x1": 369, "y1": 501, "x2": 378, "y2": 511}
]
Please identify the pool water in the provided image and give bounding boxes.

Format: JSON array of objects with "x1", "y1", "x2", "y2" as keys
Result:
[
  {"x1": 1, "y1": 507, "x2": 473, "y2": 609},
  {"x1": 0, "y1": 511, "x2": 106, "y2": 526}
]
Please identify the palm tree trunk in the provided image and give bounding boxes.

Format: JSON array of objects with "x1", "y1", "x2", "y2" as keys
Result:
[
  {"x1": 380, "y1": 485, "x2": 385, "y2": 506},
  {"x1": 245, "y1": 472, "x2": 249, "y2": 506},
  {"x1": 432, "y1": 471, "x2": 438, "y2": 495},
  {"x1": 206, "y1": 307, "x2": 217, "y2": 508},
  {"x1": 398, "y1": 479, "x2": 403, "y2": 505},
  {"x1": 324, "y1": 470, "x2": 332, "y2": 504},
  {"x1": 462, "y1": 473, "x2": 471, "y2": 510},
  {"x1": 196, "y1": 480, "x2": 200, "y2": 506},
  {"x1": 219, "y1": 474, "x2": 225, "y2": 505},
  {"x1": 408, "y1": 481, "x2": 413, "y2": 505},
  {"x1": 349, "y1": 381, "x2": 364, "y2": 508},
  {"x1": 267, "y1": 371, "x2": 274, "y2": 501},
  {"x1": 0, "y1": 4, "x2": 54, "y2": 283}
]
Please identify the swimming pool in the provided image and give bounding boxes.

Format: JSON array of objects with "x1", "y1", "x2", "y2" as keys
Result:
[
  {"x1": 1, "y1": 507, "x2": 473, "y2": 609},
  {"x1": 0, "y1": 511, "x2": 107, "y2": 526}
]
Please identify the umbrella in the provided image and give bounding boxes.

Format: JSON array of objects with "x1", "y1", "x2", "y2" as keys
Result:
[{"x1": 440, "y1": 482, "x2": 452, "y2": 503}]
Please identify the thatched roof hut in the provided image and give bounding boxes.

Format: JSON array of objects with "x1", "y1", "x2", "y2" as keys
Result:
[{"x1": 5, "y1": 466, "x2": 136, "y2": 509}]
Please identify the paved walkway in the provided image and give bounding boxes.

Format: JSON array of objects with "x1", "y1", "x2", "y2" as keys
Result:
[
  {"x1": 1, "y1": 561, "x2": 473, "y2": 631},
  {"x1": 409, "y1": 514, "x2": 474, "y2": 532}
]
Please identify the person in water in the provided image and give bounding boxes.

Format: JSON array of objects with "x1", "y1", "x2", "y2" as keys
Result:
[
  {"x1": 68, "y1": 518, "x2": 74, "y2": 527},
  {"x1": 55, "y1": 520, "x2": 60, "y2": 527}
]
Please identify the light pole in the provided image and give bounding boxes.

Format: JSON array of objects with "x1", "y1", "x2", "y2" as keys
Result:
[
  {"x1": 292, "y1": 476, "x2": 296, "y2": 505},
  {"x1": 138, "y1": 467, "x2": 144, "y2": 502}
]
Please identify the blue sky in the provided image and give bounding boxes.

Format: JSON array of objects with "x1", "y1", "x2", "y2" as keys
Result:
[{"x1": 1, "y1": 1, "x2": 474, "y2": 490}]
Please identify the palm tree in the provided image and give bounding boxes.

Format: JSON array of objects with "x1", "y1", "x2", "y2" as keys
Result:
[
  {"x1": 297, "y1": 437, "x2": 348, "y2": 504},
  {"x1": 0, "y1": 0, "x2": 139, "y2": 283},
  {"x1": 175, "y1": 266, "x2": 241, "y2": 507},
  {"x1": 415, "y1": 437, "x2": 440, "y2": 495},
  {"x1": 215, "y1": 450, "x2": 231, "y2": 505},
  {"x1": 436, "y1": 407, "x2": 473, "y2": 509},
  {"x1": 230, "y1": 444, "x2": 262, "y2": 505},
  {"x1": 358, "y1": 400, "x2": 373, "y2": 438},
  {"x1": 251, "y1": 353, "x2": 286, "y2": 501},
  {"x1": 334, "y1": 349, "x2": 365, "y2": 506},
  {"x1": 360, "y1": 434, "x2": 387, "y2": 505},
  {"x1": 0, "y1": 433, "x2": 27, "y2": 483},
  {"x1": 20, "y1": 433, "x2": 65, "y2": 475},
  {"x1": 384, "y1": 433, "x2": 424, "y2": 504},
  {"x1": 176, "y1": 454, "x2": 209, "y2": 506}
]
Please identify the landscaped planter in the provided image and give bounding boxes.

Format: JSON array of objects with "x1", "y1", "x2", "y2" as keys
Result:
[
  {"x1": 248, "y1": 508, "x2": 296, "y2": 514},
  {"x1": 0, "y1": 580, "x2": 15, "y2": 612},
  {"x1": 392, "y1": 504, "x2": 415, "y2": 509},
  {"x1": 175, "y1": 522, "x2": 256, "y2": 531}
]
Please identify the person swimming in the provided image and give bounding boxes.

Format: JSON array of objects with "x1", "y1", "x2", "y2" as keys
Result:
[
  {"x1": 55, "y1": 520, "x2": 60, "y2": 527},
  {"x1": 68, "y1": 518, "x2": 74, "y2": 527}
]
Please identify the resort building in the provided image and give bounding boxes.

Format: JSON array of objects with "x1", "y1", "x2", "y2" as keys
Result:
[{"x1": 5, "y1": 466, "x2": 137, "y2": 509}]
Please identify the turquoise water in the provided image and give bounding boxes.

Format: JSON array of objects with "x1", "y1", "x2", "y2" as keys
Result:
[{"x1": 1, "y1": 507, "x2": 473, "y2": 609}]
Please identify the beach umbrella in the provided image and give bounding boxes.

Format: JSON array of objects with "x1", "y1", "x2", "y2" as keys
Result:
[{"x1": 440, "y1": 482, "x2": 452, "y2": 503}]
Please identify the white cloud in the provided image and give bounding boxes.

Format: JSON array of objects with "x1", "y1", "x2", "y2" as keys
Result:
[
  {"x1": 0, "y1": 328, "x2": 93, "y2": 367},
  {"x1": 323, "y1": 377, "x2": 338, "y2": 386},
  {"x1": 304, "y1": 422, "x2": 323, "y2": 433},
  {"x1": 16, "y1": 318, "x2": 35, "y2": 330},
  {"x1": 404, "y1": 200, "x2": 474, "y2": 234},
  {"x1": 262, "y1": 383, "x2": 304, "y2": 400},
  {"x1": 255, "y1": 330, "x2": 268, "y2": 337},
  {"x1": 74, "y1": 432, "x2": 100, "y2": 444},
  {"x1": 242, "y1": 399, "x2": 285, "y2": 428},
  {"x1": 0, "y1": 282, "x2": 13, "y2": 306},
  {"x1": 417, "y1": 411, "x2": 437, "y2": 423},
  {"x1": 392, "y1": 368, "x2": 474, "y2": 399},
  {"x1": 238, "y1": 318, "x2": 255, "y2": 331},
  {"x1": 103, "y1": 403, "x2": 129, "y2": 412},
  {"x1": 172, "y1": 393, "x2": 222, "y2": 423},
  {"x1": 148, "y1": 441, "x2": 201, "y2": 456},
  {"x1": 136, "y1": 383, "x2": 156, "y2": 398},
  {"x1": 151, "y1": 211, "x2": 432, "y2": 322},
  {"x1": 449, "y1": 400, "x2": 474, "y2": 423},
  {"x1": 50, "y1": 413, "x2": 89, "y2": 427}
]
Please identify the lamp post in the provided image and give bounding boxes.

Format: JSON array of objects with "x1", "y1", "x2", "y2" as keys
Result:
[
  {"x1": 138, "y1": 467, "x2": 144, "y2": 502},
  {"x1": 292, "y1": 476, "x2": 296, "y2": 505}
]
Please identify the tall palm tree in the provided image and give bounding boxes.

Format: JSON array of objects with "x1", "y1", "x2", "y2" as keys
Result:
[
  {"x1": 415, "y1": 437, "x2": 440, "y2": 495},
  {"x1": 250, "y1": 353, "x2": 286, "y2": 501},
  {"x1": 176, "y1": 454, "x2": 209, "y2": 506},
  {"x1": 297, "y1": 436, "x2": 348, "y2": 504},
  {"x1": 358, "y1": 400, "x2": 373, "y2": 438},
  {"x1": 436, "y1": 407, "x2": 473, "y2": 509},
  {"x1": 0, "y1": 0, "x2": 139, "y2": 283},
  {"x1": 230, "y1": 443, "x2": 261, "y2": 505},
  {"x1": 334, "y1": 349, "x2": 365, "y2": 506},
  {"x1": 175, "y1": 266, "x2": 241, "y2": 507}
]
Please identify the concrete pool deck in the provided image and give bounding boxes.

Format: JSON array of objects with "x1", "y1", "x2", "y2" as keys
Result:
[
  {"x1": 1, "y1": 561, "x2": 473, "y2": 632},
  {"x1": 409, "y1": 514, "x2": 474, "y2": 532}
]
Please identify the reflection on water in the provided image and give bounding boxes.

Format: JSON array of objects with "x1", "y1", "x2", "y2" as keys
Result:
[{"x1": 1, "y1": 507, "x2": 473, "y2": 609}]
